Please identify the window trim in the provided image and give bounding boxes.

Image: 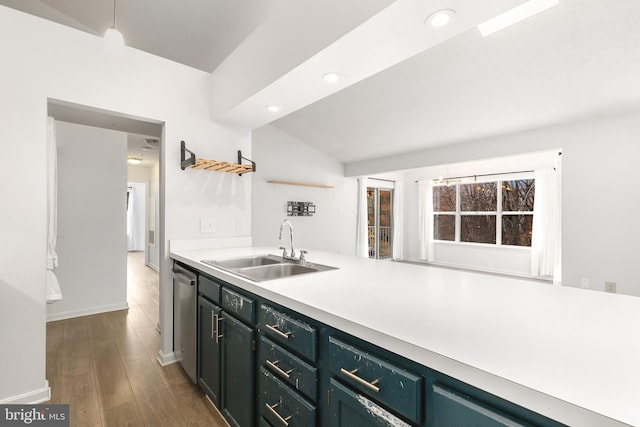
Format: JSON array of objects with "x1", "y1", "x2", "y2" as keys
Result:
[{"x1": 433, "y1": 175, "x2": 534, "y2": 248}]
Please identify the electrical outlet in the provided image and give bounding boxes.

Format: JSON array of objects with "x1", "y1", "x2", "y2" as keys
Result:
[
  {"x1": 235, "y1": 218, "x2": 243, "y2": 232},
  {"x1": 580, "y1": 278, "x2": 589, "y2": 289},
  {"x1": 605, "y1": 281, "x2": 617, "y2": 293},
  {"x1": 200, "y1": 218, "x2": 216, "y2": 233}
]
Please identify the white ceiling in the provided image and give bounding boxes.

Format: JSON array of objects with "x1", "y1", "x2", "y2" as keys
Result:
[
  {"x1": 272, "y1": 0, "x2": 640, "y2": 163},
  {"x1": 0, "y1": 0, "x2": 280, "y2": 72},
  {"x1": 8, "y1": 0, "x2": 640, "y2": 165}
]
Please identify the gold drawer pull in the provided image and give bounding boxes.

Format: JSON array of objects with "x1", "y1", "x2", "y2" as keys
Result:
[
  {"x1": 265, "y1": 402, "x2": 292, "y2": 426},
  {"x1": 265, "y1": 324, "x2": 291, "y2": 340},
  {"x1": 266, "y1": 359, "x2": 293, "y2": 379},
  {"x1": 340, "y1": 368, "x2": 380, "y2": 393}
]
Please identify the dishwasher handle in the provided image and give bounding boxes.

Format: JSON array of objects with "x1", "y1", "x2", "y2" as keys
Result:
[{"x1": 172, "y1": 267, "x2": 197, "y2": 286}]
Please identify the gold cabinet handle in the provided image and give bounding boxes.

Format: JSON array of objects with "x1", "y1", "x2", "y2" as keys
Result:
[
  {"x1": 266, "y1": 359, "x2": 293, "y2": 379},
  {"x1": 265, "y1": 402, "x2": 292, "y2": 426},
  {"x1": 214, "y1": 314, "x2": 224, "y2": 344},
  {"x1": 340, "y1": 368, "x2": 380, "y2": 393},
  {"x1": 265, "y1": 324, "x2": 291, "y2": 340}
]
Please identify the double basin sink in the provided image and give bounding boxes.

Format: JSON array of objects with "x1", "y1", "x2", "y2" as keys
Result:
[{"x1": 201, "y1": 254, "x2": 337, "y2": 282}]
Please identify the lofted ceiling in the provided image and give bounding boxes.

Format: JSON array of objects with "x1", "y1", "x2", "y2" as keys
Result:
[{"x1": 5, "y1": 0, "x2": 640, "y2": 166}]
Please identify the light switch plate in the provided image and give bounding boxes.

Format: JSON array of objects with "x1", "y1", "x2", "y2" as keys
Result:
[{"x1": 200, "y1": 218, "x2": 216, "y2": 233}]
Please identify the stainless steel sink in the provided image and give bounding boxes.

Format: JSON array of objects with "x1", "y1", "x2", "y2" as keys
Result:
[
  {"x1": 235, "y1": 262, "x2": 336, "y2": 282},
  {"x1": 201, "y1": 254, "x2": 282, "y2": 269},
  {"x1": 201, "y1": 254, "x2": 337, "y2": 282}
]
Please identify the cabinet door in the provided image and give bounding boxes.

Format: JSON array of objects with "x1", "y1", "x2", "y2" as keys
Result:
[
  {"x1": 432, "y1": 383, "x2": 534, "y2": 427},
  {"x1": 222, "y1": 313, "x2": 255, "y2": 427},
  {"x1": 329, "y1": 379, "x2": 413, "y2": 427},
  {"x1": 198, "y1": 296, "x2": 222, "y2": 406}
]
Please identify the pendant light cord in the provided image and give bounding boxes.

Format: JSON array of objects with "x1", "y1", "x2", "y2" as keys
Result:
[{"x1": 113, "y1": 0, "x2": 118, "y2": 29}]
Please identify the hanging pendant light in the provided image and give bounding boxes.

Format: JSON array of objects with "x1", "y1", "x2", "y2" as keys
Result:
[{"x1": 104, "y1": 0, "x2": 125, "y2": 57}]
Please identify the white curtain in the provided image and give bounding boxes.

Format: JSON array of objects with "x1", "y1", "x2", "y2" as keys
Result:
[
  {"x1": 127, "y1": 187, "x2": 142, "y2": 251},
  {"x1": 392, "y1": 181, "x2": 403, "y2": 260},
  {"x1": 531, "y1": 167, "x2": 561, "y2": 283},
  {"x1": 418, "y1": 180, "x2": 434, "y2": 262},
  {"x1": 355, "y1": 178, "x2": 369, "y2": 257},
  {"x1": 46, "y1": 117, "x2": 62, "y2": 303}
]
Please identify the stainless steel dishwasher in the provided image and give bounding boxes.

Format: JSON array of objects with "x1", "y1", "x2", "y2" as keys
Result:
[{"x1": 173, "y1": 263, "x2": 197, "y2": 383}]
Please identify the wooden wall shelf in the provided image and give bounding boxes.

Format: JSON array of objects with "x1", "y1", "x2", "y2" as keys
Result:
[
  {"x1": 267, "y1": 180, "x2": 334, "y2": 189},
  {"x1": 180, "y1": 141, "x2": 255, "y2": 175}
]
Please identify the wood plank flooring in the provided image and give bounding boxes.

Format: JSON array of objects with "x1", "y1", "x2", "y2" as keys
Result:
[{"x1": 47, "y1": 251, "x2": 227, "y2": 427}]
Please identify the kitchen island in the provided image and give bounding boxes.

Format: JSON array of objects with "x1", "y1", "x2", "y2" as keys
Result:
[{"x1": 171, "y1": 245, "x2": 640, "y2": 427}]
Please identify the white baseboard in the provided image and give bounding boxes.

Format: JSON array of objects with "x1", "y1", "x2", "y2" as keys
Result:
[
  {"x1": 147, "y1": 263, "x2": 159, "y2": 272},
  {"x1": 157, "y1": 349, "x2": 178, "y2": 366},
  {"x1": 0, "y1": 381, "x2": 50, "y2": 404},
  {"x1": 46, "y1": 302, "x2": 129, "y2": 322}
]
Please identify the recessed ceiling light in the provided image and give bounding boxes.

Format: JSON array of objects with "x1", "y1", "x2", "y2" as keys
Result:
[
  {"x1": 266, "y1": 105, "x2": 280, "y2": 113},
  {"x1": 322, "y1": 72, "x2": 341, "y2": 83},
  {"x1": 477, "y1": 0, "x2": 559, "y2": 37},
  {"x1": 127, "y1": 157, "x2": 142, "y2": 165},
  {"x1": 426, "y1": 9, "x2": 456, "y2": 28}
]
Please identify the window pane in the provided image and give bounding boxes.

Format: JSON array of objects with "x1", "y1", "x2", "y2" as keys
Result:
[
  {"x1": 379, "y1": 190, "x2": 392, "y2": 258},
  {"x1": 433, "y1": 186, "x2": 456, "y2": 212},
  {"x1": 502, "y1": 215, "x2": 533, "y2": 246},
  {"x1": 460, "y1": 183, "x2": 497, "y2": 212},
  {"x1": 367, "y1": 188, "x2": 375, "y2": 226},
  {"x1": 461, "y1": 215, "x2": 496, "y2": 244},
  {"x1": 502, "y1": 179, "x2": 535, "y2": 212},
  {"x1": 434, "y1": 215, "x2": 455, "y2": 241}
]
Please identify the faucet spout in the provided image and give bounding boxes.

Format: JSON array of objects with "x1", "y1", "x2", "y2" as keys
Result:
[{"x1": 278, "y1": 219, "x2": 295, "y2": 259}]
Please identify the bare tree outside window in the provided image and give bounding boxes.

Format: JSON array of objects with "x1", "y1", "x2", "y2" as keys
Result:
[{"x1": 432, "y1": 177, "x2": 535, "y2": 247}]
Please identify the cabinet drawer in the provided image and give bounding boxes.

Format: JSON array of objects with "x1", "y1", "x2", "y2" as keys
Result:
[
  {"x1": 259, "y1": 337, "x2": 318, "y2": 401},
  {"x1": 198, "y1": 274, "x2": 220, "y2": 303},
  {"x1": 328, "y1": 337, "x2": 422, "y2": 424},
  {"x1": 221, "y1": 287, "x2": 254, "y2": 324},
  {"x1": 432, "y1": 383, "x2": 535, "y2": 427},
  {"x1": 329, "y1": 378, "x2": 414, "y2": 427},
  {"x1": 259, "y1": 305, "x2": 317, "y2": 362},
  {"x1": 259, "y1": 367, "x2": 316, "y2": 427}
]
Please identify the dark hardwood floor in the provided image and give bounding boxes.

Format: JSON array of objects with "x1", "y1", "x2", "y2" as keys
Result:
[{"x1": 46, "y1": 251, "x2": 227, "y2": 427}]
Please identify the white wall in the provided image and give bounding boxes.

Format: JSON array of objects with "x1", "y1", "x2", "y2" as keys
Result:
[
  {"x1": 47, "y1": 122, "x2": 128, "y2": 320},
  {"x1": 346, "y1": 110, "x2": 640, "y2": 296},
  {"x1": 0, "y1": 6, "x2": 250, "y2": 404},
  {"x1": 252, "y1": 125, "x2": 357, "y2": 255}
]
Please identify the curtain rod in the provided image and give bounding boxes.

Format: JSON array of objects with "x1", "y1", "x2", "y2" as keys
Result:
[
  {"x1": 367, "y1": 177, "x2": 395, "y2": 183},
  {"x1": 415, "y1": 169, "x2": 535, "y2": 183}
]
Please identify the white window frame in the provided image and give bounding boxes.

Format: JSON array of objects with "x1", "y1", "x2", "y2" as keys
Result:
[{"x1": 433, "y1": 174, "x2": 535, "y2": 248}]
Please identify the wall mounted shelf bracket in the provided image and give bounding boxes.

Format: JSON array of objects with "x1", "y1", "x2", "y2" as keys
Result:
[{"x1": 180, "y1": 140, "x2": 256, "y2": 175}]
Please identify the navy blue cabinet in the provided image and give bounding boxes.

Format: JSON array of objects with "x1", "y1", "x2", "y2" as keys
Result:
[
  {"x1": 197, "y1": 296, "x2": 222, "y2": 405},
  {"x1": 197, "y1": 273, "x2": 255, "y2": 427},
  {"x1": 222, "y1": 313, "x2": 255, "y2": 427},
  {"x1": 258, "y1": 367, "x2": 316, "y2": 427},
  {"x1": 329, "y1": 379, "x2": 413, "y2": 427}
]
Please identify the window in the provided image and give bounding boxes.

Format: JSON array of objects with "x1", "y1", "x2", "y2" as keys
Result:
[
  {"x1": 433, "y1": 178, "x2": 535, "y2": 247},
  {"x1": 367, "y1": 187, "x2": 393, "y2": 259}
]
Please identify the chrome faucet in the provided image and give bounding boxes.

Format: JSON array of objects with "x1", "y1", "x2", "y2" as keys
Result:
[{"x1": 278, "y1": 219, "x2": 295, "y2": 260}]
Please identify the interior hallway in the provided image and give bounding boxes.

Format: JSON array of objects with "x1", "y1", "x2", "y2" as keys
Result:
[{"x1": 46, "y1": 251, "x2": 226, "y2": 426}]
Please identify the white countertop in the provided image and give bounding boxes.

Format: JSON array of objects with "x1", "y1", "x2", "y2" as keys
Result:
[{"x1": 170, "y1": 245, "x2": 640, "y2": 427}]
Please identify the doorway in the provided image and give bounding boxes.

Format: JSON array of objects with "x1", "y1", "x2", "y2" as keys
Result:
[
  {"x1": 367, "y1": 187, "x2": 393, "y2": 259},
  {"x1": 46, "y1": 99, "x2": 163, "y2": 320}
]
